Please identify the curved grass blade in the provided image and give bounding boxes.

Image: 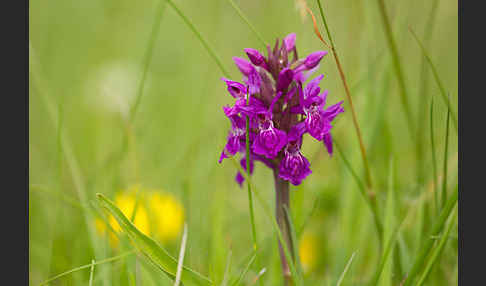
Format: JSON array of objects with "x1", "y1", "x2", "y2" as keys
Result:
[
  {"x1": 245, "y1": 89, "x2": 258, "y2": 252},
  {"x1": 416, "y1": 206, "x2": 457, "y2": 286},
  {"x1": 165, "y1": 0, "x2": 229, "y2": 77},
  {"x1": 220, "y1": 250, "x2": 232, "y2": 286},
  {"x1": 375, "y1": 0, "x2": 415, "y2": 137},
  {"x1": 430, "y1": 98, "x2": 439, "y2": 215},
  {"x1": 283, "y1": 205, "x2": 304, "y2": 277},
  {"x1": 38, "y1": 251, "x2": 135, "y2": 286},
  {"x1": 230, "y1": 252, "x2": 256, "y2": 286},
  {"x1": 96, "y1": 193, "x2": 213, "y2": 286},
  {"x1": 409, "y1": 27, "x2": 457, "y2": 132},
  {"x1": 227, "y1": 0, "x2": 267, "y2": 47},
  {"x1": 402, "y1": 185, "x2": 458, "y2": 286},
  {"x1": 336, "y1": 252, "x2": 357, "y2": 286},
  {"x1": 441, "y1": 96, "x2": 451, "y2": 209},
  {"x1": 130, "y1": 0, "x2": 167, "y2": 122}
]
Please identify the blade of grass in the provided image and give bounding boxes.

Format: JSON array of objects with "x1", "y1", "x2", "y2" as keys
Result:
[
  {"x1": 409, "y1": 27, "x2": 457, "y2": 132},
  {"x1": 220, "y1": 250, "x2": 232, "y2": 286},
  {"x1": 313, "y1": 0, "x2": 374, "y2": 192},
  {"x1": 88, "y1": 259, "x2": 95, "y2": 286},
  {"x1": 402, "y1": 184, "x2": 458, "y2": 286},
  {"x1": 231, "y1": 253, "x2": 256, "y2": 286},
  {"x1": 416, "y1": 206, "x2": 457, "y2": 286},
  {"x1": 334, "y1": 139, "x2": 384, "y2": 243},
  {"x1": 165, "y1": 0, "x2": 229, "y2": 77},
  {"x1": 226, "y1": 0, "x2": 267, "y2": 47},
  {"x1": 374, "y1": 0, "x2": 415, "y2": 138},
  {"x1": 415, "y1": 0, "x2": 441, "y2": 185},
  {"x1": 441, "y1": 95, "x2": 451, "y2": 209},
  {"x1": 96, "y1": 193, "x2": 213, "y2": 286},
  {"x1": 379, "y1": 159, "x2": 396, "y2": 286},
  {"x1": 175, "y1": 223, "x2": 189, "y2": 286},
  {"x1": 430, "y1": 98, "x2": 439, "y2": 215},
  {"x1": 336, "y1": 252, "x2": 357, "y2": 286},
  {"x1": 130, "y1": 0, "x2": 167, "y2": 122},
  {"x1": 38, "y1": 251, "x2": 136, "y2": 286},
  {"x1": 245, "y1": 89, "x2": 258, "y2": 252}
]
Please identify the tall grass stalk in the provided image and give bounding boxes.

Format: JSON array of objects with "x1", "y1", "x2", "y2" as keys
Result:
[
  {"x1": 314, "y1": 0, "x2": 374, "y2": 192},
  {"x1": 335, "y1": 139, "x2": 384, "y2": 243},
  {"x1": 430, "y1": 98, "x2": 439, "y2": 215},
  {"x1": 442, "y1": 96, "x2": 451, "y2": 209},
  {"x1": 245, "y1": 90, "x2": 258, "y2": 252},
  {"x1": 227, "y1": 0, "x2": 267, "y2": 47},
  {"x1": 165, "y1": 0, "x2": 229, "y2": 77},
  {"x1": 375, "y1": 0, "x2": 415, "y2": 138},
  {"x1": 415, "y1": 207, "x2": 457, "y2": 286},
  {"x1": 402, "y1": 185, "x2": 458, "y2": 286},
  {"x1": 415, "y1": 0, "x2": 441, "y2": 185},
  {"x1": 409, "y1": 27, "x2": 457, "y2": 132}
]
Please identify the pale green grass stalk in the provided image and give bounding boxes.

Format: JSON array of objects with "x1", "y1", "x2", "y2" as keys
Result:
[
  {"x1": 375, "y1": 0, "x2": 415, "y2": 137},
  {"x1": 334, "y1": 139, "x2": 384, "y2": 243},
  {"x1": 174, "y1": 223, "x2": 188, "y2": 286},
  {"x1": 441, "y1": 95, "x2": 451, "y2": 209},
  {"x1": 315, "y1": 0, "x2": 374, "y2": 192},
  {"x1": 336, "y1": 252, "x2": 357, "y2": 286},
  {"x1": 165, "y1": 0, "x2": 230, "y2": 77},
  {"x1": 220, "y1": 250, "x2": 232, "y2": 286},
  {"x1": 227, "y1": 0, "x2": 267, "y2": 47},
  {"x1": 130, "y1": 0, "x2": 167, "y2": 122},
  {"x1": 283, "y1": 206, "x2": 303, "y2": 277},
  {"x1": 402, "y1": 185, "x2": 458, "y2": 286},
  {"x1": 231, "y1": 253, "x2": 256, "y2": 286},
  {"x1": 38, "y1": 251, "x2": 136, "y2": 286},
  {"x1": 88, "y1": 260, "x2": 95, "y2": 286},
  {"x1": 415, "y1": 0, "x2": 441, "y2": 185},
  {"x1": 416, "y1": 207, "x2": 457, "y2": 286},
  {"x1": 430, "y1": 98, "x2": 439, "y2": 215},
  {"x1": 409, "y1": 27, "x2": 457, "y2": 132},
  {"x1": 246, "y1": 89, "x2": 258, "y2": 252}
]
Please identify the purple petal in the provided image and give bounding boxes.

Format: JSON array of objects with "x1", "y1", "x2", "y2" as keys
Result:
[
  {"x1": 248, "y1": 66, "x2": 262, "y2": 95},
  {"x1": 279, "y1": 149, "x2": 312, "y2": 185},
  {"x1": 244, "y1": 48, "x2": 266, "y2": 66},
  {"x1": 304, "y1": 75, "x2": 324, "y2": 100},
  {"x1": 304, "y1": 51, "x2": 328, "y2": 69},
  {"x1": 283, "y1": 33, "x2": 296, "y2": 51},
  {"x1": 322, "y1": 101, "x2": 344, "y2": 122},
  {"x1": 323, "y1": 133, "x2": 333, "y2": 156},
  {"x1": 233, "y1": 57, "x2": 253, "y2": 76},
  {"x1": 288, "y1": 121, "x2": 307, "y2": 141},
  {"x1": 221, "y1": 78, "x2": 247, "y2": 98},
  {"x1": 277, "y1": 68, "x2": 294, "y2": 92}
]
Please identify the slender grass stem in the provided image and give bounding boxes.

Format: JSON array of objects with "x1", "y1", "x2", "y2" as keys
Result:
[
  {"x1": 402, "y1": 185, "x2": 458, "y2": 286},
  {"x1": 174, "y1": 224, "x2": 188, "y2": 286},
  {"x1": 227, "y1": 0, "x2": 267, "y2": 47},
  {"x1": 442, "y1": 97, "x2": 451, "y2": 209},
  {"x1": 335, "y1": 139, "x2": 384, "y2": 243},
  {"x1": 314, "y1": 0, "x2": 374, "y2": 192},
  {"x1": 165, "y1": 0, "x2": 230, "y2": 77},
  {"x1": 415, "y1": 207, "x2": 457, "y2": 286},
  {"x1": 88, "y1": 259, "x2": 96, "y2": 286},
  {"x1": 375, "y1": 0, "x2": 415, "y2": 137},
  {"x1": 245, "y1": 89, "x2": 258, "y2": 252},
  {"x1": 430, "y1": 98, "x2": 439, "y2": 215},
  {"x1": 130, "y1": 0, "x2": 167, "y2": 122},
  {"x1": 409, "y1": 27, "x2": 458, "y2": 132},
  {"x1": 38, "y1": 251, "x2": 136, "y2": 286}
]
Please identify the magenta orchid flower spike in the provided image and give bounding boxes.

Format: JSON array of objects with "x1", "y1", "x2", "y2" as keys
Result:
[{"x1": 219, "y1": 33, "x2": 344, "y2": 186}]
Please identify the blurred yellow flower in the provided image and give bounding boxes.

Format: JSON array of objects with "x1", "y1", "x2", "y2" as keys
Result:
[
  {"x1": 94, "y1": 186, "x2": 185, "y2": 248},
  {"x1": 299, "y1": 231, "x2": 320, "y2": 274},
  {"x1": 148, "y1": 192, "x2": 185, "y2": 243}
]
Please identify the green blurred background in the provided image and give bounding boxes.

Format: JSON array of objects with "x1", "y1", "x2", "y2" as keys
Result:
[{"x1": 29, "y1": 0, "x2": 458, "y2": 285}]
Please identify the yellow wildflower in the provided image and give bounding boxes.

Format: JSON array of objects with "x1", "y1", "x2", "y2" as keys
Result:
[
  {"x1": 299, "y1": 231, "x2": 320, "y2": 274},
  {"x1": 148, "y1": 192, "x2": 185, "y2": 243}
]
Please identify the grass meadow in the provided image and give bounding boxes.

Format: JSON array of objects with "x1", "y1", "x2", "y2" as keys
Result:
[{"x1": 29, "y1": 0, "x2": 458, "y2": 285}]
